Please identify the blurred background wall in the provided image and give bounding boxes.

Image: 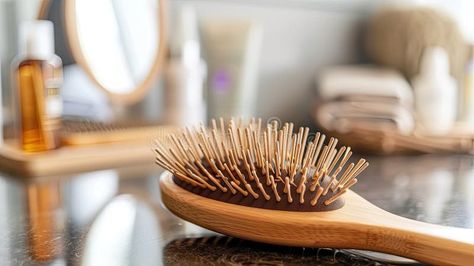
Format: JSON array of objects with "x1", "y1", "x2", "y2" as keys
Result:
[
  {"x1": 1, "y1": 0, "x2": 382, "y2": 127},
  {"x1": 2, "y1": 0, "x2": 474, "y2": 127}
]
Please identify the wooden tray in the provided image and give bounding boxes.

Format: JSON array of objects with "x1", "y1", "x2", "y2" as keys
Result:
[
  {"x1": 0, "y1": 140, "x2": 156, "y2": 178},
  {"x1": 318, "y1": 124, "x2": 474, "y2": 154}
]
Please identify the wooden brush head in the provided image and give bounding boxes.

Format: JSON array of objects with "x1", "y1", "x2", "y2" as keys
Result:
[{"x1": 155, "y1": 118, "x2": 368, "y2": 212}]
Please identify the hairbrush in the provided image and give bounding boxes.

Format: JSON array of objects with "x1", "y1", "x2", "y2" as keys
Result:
[
  {"x1": 60, "y1": 118, "x2": 179, "y2": 146},
  {"x1": 156, "y1": 118, "x2": 474, "y2": 265}
]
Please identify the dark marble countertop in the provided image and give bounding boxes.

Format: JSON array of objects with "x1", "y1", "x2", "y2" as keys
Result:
[{"x1": 0, "y1": 154, "x2": 473, "y2": 265}]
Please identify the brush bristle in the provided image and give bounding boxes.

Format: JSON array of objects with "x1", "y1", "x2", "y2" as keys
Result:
[{"x1": 155, "y1": 118, "x2": 368, "y2": 210}]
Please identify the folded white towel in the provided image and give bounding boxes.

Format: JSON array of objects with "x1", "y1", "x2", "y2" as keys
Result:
[
  {"x1": 318, "y1": 65, "x2": 413, "y2": 107},
  {"x1": 315, "y1": 101, "x2": 415, "y2": 135}
]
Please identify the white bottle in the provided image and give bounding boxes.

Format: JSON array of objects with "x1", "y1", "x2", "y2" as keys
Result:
[
  {"x1": 164, "y1": 6, "x2": 206, "y2": 126},
  {"x1": 413, "y1": 47, "x2": 457, "y2": 135}
]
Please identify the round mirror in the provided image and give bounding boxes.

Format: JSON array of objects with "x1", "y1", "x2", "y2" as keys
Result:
[{"x1": 64, "y1": 0, "x2": 167, "y2": 104}]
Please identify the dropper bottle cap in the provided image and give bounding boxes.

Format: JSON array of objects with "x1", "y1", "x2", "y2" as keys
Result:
[{"x1": 18, "y1": 20, "x2": 55, "y2": 60}]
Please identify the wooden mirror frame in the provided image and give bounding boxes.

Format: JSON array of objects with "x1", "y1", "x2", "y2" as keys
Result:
[{"x1": 39, "y1": 0, "x2": 167, "y2": 105}]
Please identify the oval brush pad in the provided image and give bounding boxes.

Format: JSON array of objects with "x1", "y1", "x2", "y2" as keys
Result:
[
  {"x1": 172, "y1": 172, "x2": 344, "y2": 212},
  {"x1": 155, "y1": 118, "x2": 365, "y2": 212},
  {"x1": 156, "y1": 118, "x2": 474, "y2": 265}
]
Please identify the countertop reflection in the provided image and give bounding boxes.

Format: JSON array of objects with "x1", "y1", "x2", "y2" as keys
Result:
[{"x1": 0, "y1": 154, "x2": 473, "y2": 265}]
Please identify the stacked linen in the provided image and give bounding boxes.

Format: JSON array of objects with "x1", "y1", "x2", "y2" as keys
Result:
[{"x1": 315, "y1": 66, "x2": 415, "y2": 136}]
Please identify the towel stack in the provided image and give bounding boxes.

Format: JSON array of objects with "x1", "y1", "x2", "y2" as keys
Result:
[{"x1": 315, "y1": 66, "x2": 415, "y2": 136}]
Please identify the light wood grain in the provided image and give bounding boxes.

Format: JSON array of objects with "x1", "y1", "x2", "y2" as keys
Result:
[
  {"x1": 160, "y1": 172, "x2": 474, "y2": 265},
  {"x1": 0, "y1": 140, "x2": 154, "y2": 177}
]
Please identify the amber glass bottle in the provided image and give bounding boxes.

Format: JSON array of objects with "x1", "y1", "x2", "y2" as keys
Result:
[{"x1": 14, "y1": 21, "x2": 62, "y2": 152}]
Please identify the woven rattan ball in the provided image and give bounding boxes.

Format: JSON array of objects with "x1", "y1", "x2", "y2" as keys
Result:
[{"x1": 365, "y1": 6, "x2": 467, "y2": 82}]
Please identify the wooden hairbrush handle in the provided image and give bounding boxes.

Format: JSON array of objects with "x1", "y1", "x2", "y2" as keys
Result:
[
  {"x1": 160, "y1": 172, "x2": 474, "y2": 266},
  {"x1": 340, "y1": 195, "x2": 474, "y2": 265}
]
